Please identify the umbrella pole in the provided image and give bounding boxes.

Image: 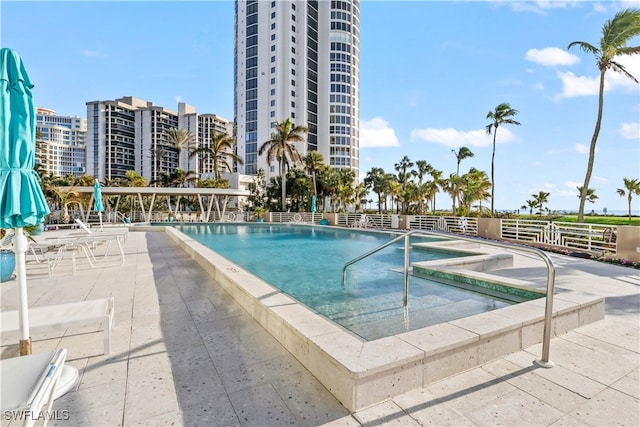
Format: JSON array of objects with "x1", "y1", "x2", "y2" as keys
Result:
[{"x1": 13, "y1": 228, "x2": 31, "y2": 355}]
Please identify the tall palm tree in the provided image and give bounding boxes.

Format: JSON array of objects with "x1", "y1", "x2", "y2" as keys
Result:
[
  {"x1": 190, "y1": 130, "x2": 243, "y2": 180},
  {"x1": 163, "y1": 128, "x2": 195, "y2": 172},
  {"x1": 576, "y1": 186, "x2": 599, "y2": 207},
  {"x1": 521, "y1": 199, "x2": 537, "y2": 218},
  {"x1": 452, "y1": 147, "x2": 475, "y2": 176},
  {"x1": 258, "y1": 118, "x2": 308, "y2": 210},
  {"x1": 617, "y1": 177, "x2": 640, "y2": 223},
  {"x1": 364, "y1": 167, "x2": 386, "y2": 214},
  {"x1": 303, "y1": 150, "x2": 324, "y2": 197},
  {"x1": 532, "y1": 191, "x2": 550, "y2": 216},
  {"x1": 486, "y1": 102, "x2": 521, "y2": 217},
  {"x1": 568, "y1": 8, "x2": 640, "y2": 222}
]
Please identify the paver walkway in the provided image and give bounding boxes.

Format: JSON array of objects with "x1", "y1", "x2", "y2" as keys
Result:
[{"x1": 0, "y1": 230, "x2": 638, "y2": 426}]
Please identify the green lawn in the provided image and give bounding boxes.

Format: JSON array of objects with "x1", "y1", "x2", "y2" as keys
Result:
[{"x1": 550, "y1": 215, "x2": 639, "y2": 227}]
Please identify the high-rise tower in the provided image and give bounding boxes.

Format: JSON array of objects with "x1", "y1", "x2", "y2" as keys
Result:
[{"x1": 234, "y1": 0, "x2": 360, "y2": 179}]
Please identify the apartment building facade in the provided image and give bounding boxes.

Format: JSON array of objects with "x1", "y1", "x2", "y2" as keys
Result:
[
  {"x1": 85, "y1": 96, "x2": 233, "y2": 183},
  {"x1": 234, "y1": 0, "x2": 360, "y2": 180},
  {"x1": 35, "y1": 107, "x2": 87, "y2": 177}
]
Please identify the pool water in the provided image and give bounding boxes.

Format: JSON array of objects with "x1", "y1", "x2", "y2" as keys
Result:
[{"x1": 176, "y1": 224, "x2": 515, "y2": 340}]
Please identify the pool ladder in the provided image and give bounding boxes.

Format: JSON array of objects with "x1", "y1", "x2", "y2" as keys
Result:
[{"x1": 341, "y1": 229, "x2": 556, "y2": 368}]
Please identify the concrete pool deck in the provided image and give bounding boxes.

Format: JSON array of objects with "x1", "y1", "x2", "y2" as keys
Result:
[{"x1": 0, "y1": 229, "x2": 638, "y2": 426}]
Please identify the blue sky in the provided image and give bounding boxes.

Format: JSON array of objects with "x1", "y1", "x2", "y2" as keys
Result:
[{"x1": 2, "y1": 1, "x2": 639, "y2": 213}]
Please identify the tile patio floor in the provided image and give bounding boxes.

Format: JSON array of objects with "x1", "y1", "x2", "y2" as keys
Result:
[{"x1": 1, "y1": 229, "x2": 638, "y2": 426}]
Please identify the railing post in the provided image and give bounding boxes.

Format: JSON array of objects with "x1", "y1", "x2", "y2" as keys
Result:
[{"x1": 404, "y1": 234, "x2": 410, "y2": 307}]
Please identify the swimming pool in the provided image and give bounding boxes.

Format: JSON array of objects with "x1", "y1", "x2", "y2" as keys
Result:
[
  {"x1": 175, "y1": 224, "x2": 521, "y2": 340},
  {"x1": 154, "y1": 223, "x2": 605, "y2": 411}
]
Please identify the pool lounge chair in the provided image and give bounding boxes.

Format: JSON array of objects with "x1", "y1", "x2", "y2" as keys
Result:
[
  {"x1": 1, "y1": 297, "x2": 115, "y2": 355},
  {"x1": 1, "y1": 349, "x2": 68, "y2": 427}
]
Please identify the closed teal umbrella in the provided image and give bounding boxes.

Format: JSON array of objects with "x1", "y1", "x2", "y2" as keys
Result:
[
  {"x1": 93, "y1": 181, "x2": 104, "y2": 230},
  {"x1": 0, "y1": 48, "x2": 50, "y2": 356}
]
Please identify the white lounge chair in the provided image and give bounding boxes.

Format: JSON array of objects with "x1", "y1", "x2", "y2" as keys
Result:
[
  {"x1": 1, "y1": 349, "x2": 68, "y2": 427},
  {"x1": 1, "y1": 297, "x2": 115, "y2": 355}
]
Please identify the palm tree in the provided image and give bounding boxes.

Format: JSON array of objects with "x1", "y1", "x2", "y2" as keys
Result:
[
  {"x1": 532, "y1": 191, "x2": 550, "y2": 216},
  {"x1": 521, "y1": 199, "x2": 537, "y2": 218},
  {"x1": 486, "y1": 102, "x2": 521, "y2": 217},
  {"x1": 617, "y1": 178, "x2": 640, "y2": 223},
  {"x1": 258, "y1": 118, "x2": 308, "y2": 210},
  {"x1": 163, "y1": 128, "x2": 195, "y2": 172},
  {"x1": 452, "y1": 147, "x2": 475, "y2": 176},
  {"x1": 303, "y1": 150, "x2": 324, "y2": 197},
  {"x1": 576, "y1": 186, "x2": 599, "y2": 209},
  {"x1": 49, "y1": 186, "x2": 82, "y2": 224},
  {"x1": 568, "y1": 8, "x2": 640, "y2": 222},
  {"x1": 190, "y1": 130, "x2": 243, "y2": 180},
  {"x1": 364, "y1": 167, "x2": 386, "y2": 214}
]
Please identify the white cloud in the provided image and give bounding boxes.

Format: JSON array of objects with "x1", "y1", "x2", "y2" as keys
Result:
[
  {"x1": 494, "y1": 1, "x2": 581, "y2": 15},
  {"x1": 620, "y1": 122, "x2": 640, "y2": 140},
  {"x1": 593, "y1": 176, "x2": 609, "y2": 183},
  {"x1": 174, "y1": 95, "x2": 183, "y2": 103},
  {"x1": 547, "y1": 147, "x2": 569, "y2": 154},
  {"x1": 557, "y1": 56, "x2": 640, "y2": 98},
  {"x1": 82, "y1": 49, "x2": 108, "y2": 59},
  {"x1": 557, "y1": 71, "x2": 598, "y2": 97},
  {"x1": 525, "y1": 47, "x2": 579, "y2": 67},
  {"x1": 410, "y1": 127, "x2": 516, "y2": 148},
  {"x1": 360, "y1": 117, "x2": 400, "y2": 148},
  {"x1": 575, "y1": 143, "x2": 589, "y2": 154}
]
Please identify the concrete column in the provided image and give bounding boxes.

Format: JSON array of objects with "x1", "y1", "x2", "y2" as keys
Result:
[
  {"x1": 477, "y1": 218, "x2": 502, "y2": 240},
  {"x1": 616, "y1": 226, "x2": 640, "y2": 262}
]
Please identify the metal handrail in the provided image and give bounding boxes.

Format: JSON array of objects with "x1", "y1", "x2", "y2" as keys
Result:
[{"x1": 341, "y1": 229, "x2": 556, "y2": 367}]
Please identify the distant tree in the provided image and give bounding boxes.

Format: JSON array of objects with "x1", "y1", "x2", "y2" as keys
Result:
[
  {"x1": 303, "y1": 150, "x2": 324, "y2": 198},
  {"x1": 190, "y1": 130, "x2": 243, "y2": 180},
  {"x1": 451, "y1": 147, "x2": 475, "y2": 176},
  {"x1": 258, "y1": 118, "x2": 308, "y2": 211},
  {"x1": 163, "y1": 128, "x2": 195, "y2": 172},
  {"x1": 521, "y1": 199, "x2": 537, "y2": 218},
  {"x1": 486, "y1": 102, "x2": 521, "y2": 217},
  {"x1": 617, "y1": 178, "x2": 640, "y2": 223},
  {"x1": 364, "y1": 167, "x2": 386, "y2": 214},
  {"x1": 576, "y1": 186, "x2": 599, "y2": 207},
  {"x1": 532, "y1": 191, "x2": 550, "y2": 216},
  {"x1": 568, "y1": 8, "x2": 640, "y2": 222}
]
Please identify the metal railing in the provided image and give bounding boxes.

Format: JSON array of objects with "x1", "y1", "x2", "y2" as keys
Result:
[
  {"x1": 501, "y1": 219, "x2": 616, "y2": 254},
  {"x1": 341, "y1": 229, "x2": 557, "y2": 367}
]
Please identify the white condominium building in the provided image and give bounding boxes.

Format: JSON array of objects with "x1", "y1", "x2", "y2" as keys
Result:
[
  {"x1": 234, "y1": 0, "x2": 360, "y2": 179},
  {"x1": 35, "y1": 107, "x2": 87, "y2": 177}
]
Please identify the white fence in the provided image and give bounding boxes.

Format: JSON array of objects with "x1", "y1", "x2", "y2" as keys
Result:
[
  {"x1": 500, "y1": 219, "x2": 616, "y2": 253},
  {"x1": 409, "y1": 215, "x2": 478, "y2": 235}
]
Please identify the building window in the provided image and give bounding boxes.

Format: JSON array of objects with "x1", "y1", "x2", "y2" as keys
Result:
[
  {"x1": 291, "y1": 90, "x2": 295, "y2": 97},
  {"x1": 291, "y1": 58, "x2": 296, "y2": 65},
  {"x1": 271, "y1": 33, "x2": 275, "y2": 40},
  {"x1": 291, "y1": 79, "x2": 295, "y2": 86},
  {"x1": 291, "y1": 25, "x2": 295, "y2": 32},
  {"x1": 270, "y1": 100, "x2": 275, "y2": 106},
  {"x1": 292, "y1": 36, "x2": 296, "y2": 43},
  {"x1": 270, "y1": 111, "x2": 275, "y2": 117},
  {"x1": 271, "y1": 56, "x2": 275, "y2": 63},
  {"x1": 271, "y1": 89, "x2": 275, "y2": 95},
  {"x1": 291, "y1": 101, "x2": 295, "y2": 107},
  {"x1": 271, "y1": 67, "x2": 276, "y2": 73},
  {"x1": 271, "y1": 78, "x2": 275, "y2": 84},
  {"x1": 271, "y1": 45, "x2": 275, "y2": 51},
  {"x1": 271, "y1": 12, "x2": 275, "y2": 18},
  {"x1": 271, "y1": 23, "x2": 275, "y2": 30}
]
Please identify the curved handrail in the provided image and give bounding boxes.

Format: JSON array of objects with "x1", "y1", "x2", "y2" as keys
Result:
[{"x1": 341, "y1": 229, "x2": 556, "y2": 367}]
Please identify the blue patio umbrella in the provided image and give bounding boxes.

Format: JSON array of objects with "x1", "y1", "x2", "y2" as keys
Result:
[
  {"x1": 93, "y1": 181, "x2": 104, "y2": 230},
  {"x1": 311, "y1": 195, "x2": 317, "y2": 213},
  {"x1": 0, "y1": 48, "x2": 50, "y2": 356}
]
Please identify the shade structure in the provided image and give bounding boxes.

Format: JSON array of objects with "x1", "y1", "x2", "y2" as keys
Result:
[
  {"x1": 93, "y1": 181, "x2": 104, "y2": 230},
  {"x1": 0, "y1": 48, "x2": 50, "y2": 355}
]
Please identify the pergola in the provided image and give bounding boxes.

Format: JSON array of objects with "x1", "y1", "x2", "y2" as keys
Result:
[{"x1": 59, "y1": 186, "x2": 250, "y2": 223}]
